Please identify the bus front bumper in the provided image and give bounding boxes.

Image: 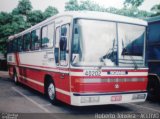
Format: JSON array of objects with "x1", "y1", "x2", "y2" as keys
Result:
[{"x1": 70, "y1": 92, "x2": 147, "y2": 106}]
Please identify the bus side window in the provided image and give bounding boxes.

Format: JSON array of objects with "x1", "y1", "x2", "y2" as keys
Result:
[
  {"x1": 31, "y1": 29, "x2": 40, "y2": 50},
  {"x1": 48, "y1": 23, "x2": 54, "y2": 48},
  {"x1": 13, "y1": 39, "x2": 17, "y2": 52},
  {"x1": 60, "y1": 24, "x2": 69, "y2": 66},
  {"x1": 55, "y1": 27, "x2": 60, "y2": 64},
  {"x1": 7, "y1": 41, "x2": 12, "y2": 53},
  {"x1": 17, "y1": 36, "x2": 23, "y2": 52},
  {"x1": 24, "y1": 33, "x2": 31, "y2": 51},
  {"x1": 41, "y1": 23, "x2": 54, "y2": 49}
]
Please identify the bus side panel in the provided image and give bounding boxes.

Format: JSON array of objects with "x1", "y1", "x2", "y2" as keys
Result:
[
  {"x1": 52, "y1": 71, "x2": 71, "y2": 104},
  {"x1": 17, "y1": 66, "x2": 71, "y2": 104},
  {"x1": 8, "y1": 65, "x2": 14, "y2": 78},
  {"x1": 56, "y1": 91, "x2": 71, "y2": 105},
  {"x1": 18, "y1": 67, "x2": 44, "y2": 93},
  {"x1": 7, "y1": 53, "x2": 17, "y2": 78}
]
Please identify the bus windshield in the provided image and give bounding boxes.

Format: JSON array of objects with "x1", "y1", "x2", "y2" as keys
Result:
[
  {"x1": 118, "y1": 23, "x2": 145, "y2": 67},
  {"x1": 72, "y1": 19, "x2": 145, "y2": 67}
]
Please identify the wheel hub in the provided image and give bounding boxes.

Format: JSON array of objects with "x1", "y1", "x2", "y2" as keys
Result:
[{"x1": 48, "y1": 83, "x2": 55, "y2": 100}]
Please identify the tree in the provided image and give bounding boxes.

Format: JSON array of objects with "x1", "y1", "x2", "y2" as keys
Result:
[
  {"x1": 65, "y1": 0, "x2": 79, "y2": 11},
  {"x1": 12, "y1": 8, "x2": 20, "y2": 15},
  {"x1": 105, "y1": 7, "x2": 119, "y2": 14},
  {"x1": 43, "y1": 6, "x2": 59, "y2": 19},
  {"x1": 151, "y1": 4, "x2": 160, "y2": 16},
  {"x1": 17, "y1": 0, "x2": 32, "y2": 16},
  {"x1": 0, "y1": 12, "x2": 12, "y2": 26},
  {"x1": 0, "y1": 12, "x2": 13, "y2": 54},
  {"x1": 65, "y1": 0, "x2": 150, "y2": 19},
  {"x1": 79, "y1": 0, "x2": 105, "y2": 11},
  {"x1": 65, "y1": 0, "x2": 105, "y2": 12},
  {"x1": 121, "y1": 0, "x2": 151, "y2": 18},
  {"x1": 0, "y1": 12, "x2": 27, "y2": 54},
  {"x1": 124, "y1": 0, "x2": 144, "y2": 8},
  {"x1": 0, "y1": 0, "x2": 59, "y2": 55},
  {"x1": 28, "y1": 10, "x2": 44, "y2": 26}
]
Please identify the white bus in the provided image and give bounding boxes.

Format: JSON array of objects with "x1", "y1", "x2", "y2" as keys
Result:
[{"x1": 7, "y1": 11, "x2": 148, "y2": 106}]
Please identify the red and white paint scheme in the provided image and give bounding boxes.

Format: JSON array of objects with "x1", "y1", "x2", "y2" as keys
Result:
[{"x1": 7, "y1": 11, "x2": 148, "y2": 106}]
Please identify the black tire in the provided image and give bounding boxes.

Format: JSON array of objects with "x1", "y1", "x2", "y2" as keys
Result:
[
  {"x1": 154, "y1": 80, "x2": 160, "y2": 100},
  {"x1": 13, "y1": 73, "x2": 18, "y2": 85},
  {"x1": 147, "y1": 77, "x2": 160, "y2": 101},
  {"x1": 46, "y1": 79, "x2": 58, "y2": 104}
]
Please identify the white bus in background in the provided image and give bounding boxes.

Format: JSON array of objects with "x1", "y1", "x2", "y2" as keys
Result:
[{"x1": 7, "y1": 11, "x2": 148, "y2": 106}]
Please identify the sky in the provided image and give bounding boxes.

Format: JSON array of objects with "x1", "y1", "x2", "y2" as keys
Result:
[{"x1": 0, "y1": 0, "x2": 159, "y2": 13}]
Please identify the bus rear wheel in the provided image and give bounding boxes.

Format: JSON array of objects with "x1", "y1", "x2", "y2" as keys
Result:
[
  {"x1": 13, "y1": 73, "x2": 18, "y2": 85},
  {"x1": 46, "y1": 80, "x2": 58, "y2": 104}
]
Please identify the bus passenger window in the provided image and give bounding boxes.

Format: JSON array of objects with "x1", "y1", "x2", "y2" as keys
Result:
[
  {"x1": 7, "y1": 41, "x2": 12, "y2": 53},
  {"x1": 48, "y1": 23, "x2": 54, "y2": 47},
  {"x1": 24, "y1": 33, "x2": 31, "y2": 51},
  {"x1": 42, "y1": 23, "x2": 54, "y2": 49},
  {"x1": 13, "y1": 39, "x2": 17, "y2": 52},
  {"x1": 17, "y1": 37, "x2": 23, "y2": 52},
  {"x1": 31, "y1": 29, "x2": 40, "y2": 50}
]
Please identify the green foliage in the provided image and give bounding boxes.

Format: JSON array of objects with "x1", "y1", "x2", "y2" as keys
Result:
[
  {"x1": 112, "y1": 7, "x2": 151, "y2": 19},
  {"x1": 79, "y1": 0, "x2": 105, "y2": 11},
  {"x1": 0, "y1": 12, "x2": 12, "y2": 25},
  {"x1": 43, "y1": 6, "x2": 59, "y2": 19},
  {"x1": 124, "y1": 0, "x2": 144, "y2": 8},
  {"x1": 65, "y1": 0, "x2": 106, "y2": 12},
  {"x1": 151, "y1": 4, "x2": 160, "y2": 16},
  {"x1": 12, "y1": 8, "x2": 20, "y2": 15},
  {"x1": 17, "y1": 0, "x2": 32, "y2": 15},
  {"x1": 28, "y1": 10, "x2": 44, "y2": 26},
  {"x1": 0, "y1": 0, "x2": 59, "y2": 55},
  {"x1": 65, "y1": 0, "x2": 151, "y2": 19},
  {"x1": 65, "y1": 0, "x2": 79, "y2": 11}
]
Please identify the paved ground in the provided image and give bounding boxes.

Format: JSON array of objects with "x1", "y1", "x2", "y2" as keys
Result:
[{"x1": 0, "y1": 71, "x2": 160, "y2": 119}]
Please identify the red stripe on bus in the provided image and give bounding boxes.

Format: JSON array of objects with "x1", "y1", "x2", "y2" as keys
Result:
[{"x1": 20, "y1": 63, "x2": 69, "y2": 71}]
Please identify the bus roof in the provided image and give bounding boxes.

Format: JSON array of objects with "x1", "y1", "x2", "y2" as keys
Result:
[
  {"x1": 8, "y1": 11, "x2": 147, "y2": 41},
  {"x1": 62, "y1": 11, "x2": 147, "y2": 26}
]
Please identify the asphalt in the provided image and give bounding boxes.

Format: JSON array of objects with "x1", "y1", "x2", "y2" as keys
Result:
[{"x1": 0, "y1": 71, "x2": 160, "y2": 119}]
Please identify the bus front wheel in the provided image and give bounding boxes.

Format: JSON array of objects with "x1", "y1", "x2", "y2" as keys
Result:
[{"x1": 46, "y1": 80, "x2": 58, "y2": 104}]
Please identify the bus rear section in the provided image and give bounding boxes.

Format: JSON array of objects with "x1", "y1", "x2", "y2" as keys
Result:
[{"x1": 69, "y1": 17, "x2": 148, "y2": 106}]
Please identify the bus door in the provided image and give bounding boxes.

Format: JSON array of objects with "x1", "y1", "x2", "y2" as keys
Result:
[{"x1": 54, "y1": 24, "x2": 70, "y2": 93}]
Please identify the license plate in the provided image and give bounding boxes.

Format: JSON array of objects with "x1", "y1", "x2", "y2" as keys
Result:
[{"x1": 111, "y1": 95, "x2": 122, "y2": 101}]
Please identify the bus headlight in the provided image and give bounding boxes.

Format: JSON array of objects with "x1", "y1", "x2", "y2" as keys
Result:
[
  {"x1": 132, "y1": 94, "x2": 146, "y2": 100},
  {"x1": 81, "y1": 96, "x2": 100, "y2": 103}
]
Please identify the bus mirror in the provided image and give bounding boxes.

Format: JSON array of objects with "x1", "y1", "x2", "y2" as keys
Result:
[{"x1": 72, "y1": 53, "x2": 79, "y2": 64}]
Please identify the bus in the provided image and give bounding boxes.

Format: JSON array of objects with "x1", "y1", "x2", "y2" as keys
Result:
[
  {"x1": 7, "y1": 11, "x2": 148, "y2": 106},
  {"x1": 146, "y1": 16, "x2": 160, "y2": 100}
]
